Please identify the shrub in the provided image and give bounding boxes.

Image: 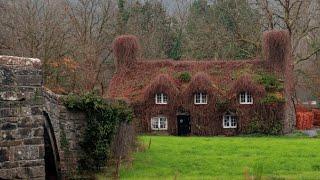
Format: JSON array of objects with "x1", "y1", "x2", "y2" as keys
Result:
[
  {"x1": 177, "y1": 71, "x2": 191, "y2": 83},
  {"x1": 260, "y1": 93, "x2": 285, "y2": 105},
  {"x1": 257, "y1": 73, "x2": 283, "y2": 91},
  {"x1": 248, "y1": 106, "x2": 283, "y2": 135},
  {"x1": 248, "y1": 117, "x2": 282, "y2": 135},
  {"x1": 63, "y1": 92, "x2": 133, "y2": 172}
]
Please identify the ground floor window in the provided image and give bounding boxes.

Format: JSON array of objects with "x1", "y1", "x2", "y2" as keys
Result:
[
  {"x1": 151, "y1": 116, "x2": 168, "y2": 130},
  {"x1": 223, "y1": 115, "x2": 237, "y2": 128}
]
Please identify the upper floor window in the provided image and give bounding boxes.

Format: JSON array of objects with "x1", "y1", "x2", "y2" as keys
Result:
[
  {"x1": 155, "y1": 93, "x2": 168, "y2": 104},
  {"x1": 194, "y1": 93, "x2": 207, "y2": 104},
  {"x1": 223, "y1": 114, "x2": 237, "y2": 128},
  {"x1": 151, "y1": 116, "x2": 168, "y2": 130},
  {"x1": 239, "y1": 92, "x2": 253, "y2": 104}
]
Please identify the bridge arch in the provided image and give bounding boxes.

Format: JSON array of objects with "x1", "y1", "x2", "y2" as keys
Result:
[{"x1": 43, "y1": 111, "x2": 61, "y2": 179}]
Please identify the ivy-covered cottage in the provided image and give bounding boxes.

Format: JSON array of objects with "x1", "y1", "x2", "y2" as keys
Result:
[{"x1": 107, "y1": 30, "x2": 296, "y2": 136}]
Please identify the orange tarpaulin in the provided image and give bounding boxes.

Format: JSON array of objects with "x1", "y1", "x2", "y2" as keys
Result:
[
  {"x1": 313, "y1": 109, "x2": 320, "y2": 126},
  {"x1": 296, "y1": 112, "x2": 314, "y2": 130},
  {"x1": 296, "y1": 105, "x2": 309, "y2": 112}
]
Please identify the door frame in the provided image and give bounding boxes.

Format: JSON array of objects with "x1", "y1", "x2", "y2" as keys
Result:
[{"x1": 177, "y1": 115, "x2": 191, "y2": 136}]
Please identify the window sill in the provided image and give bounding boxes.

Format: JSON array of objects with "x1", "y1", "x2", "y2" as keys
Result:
[
  {"x1": 194, "y1": 103, "x2": 208, "y2": 105},
  {"x1": 223, "y1": 127, "x2": 237, "y2": 129}
]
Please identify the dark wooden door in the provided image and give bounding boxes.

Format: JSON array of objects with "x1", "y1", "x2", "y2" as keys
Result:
[{"x1": 177, "y1": 115, "x2": 191, "y2": 136}]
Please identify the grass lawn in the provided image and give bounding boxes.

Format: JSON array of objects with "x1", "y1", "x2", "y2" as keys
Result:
[{"x1": 118, "y1": 135, "x2": 320, "y2": 180}]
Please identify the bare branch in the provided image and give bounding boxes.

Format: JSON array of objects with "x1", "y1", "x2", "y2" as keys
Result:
[{"x1": 296, "y1": 47, "x2": 320, "y2": 64}]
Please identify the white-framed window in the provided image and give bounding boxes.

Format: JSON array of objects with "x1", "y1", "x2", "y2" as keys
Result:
[
  {"x1": 223, "y1": 115, "x2": 237, "y2": 128},
  {"x1": 239, "y1": 92, "x2": 253, "y2": 104},
  {"x1": 194, "y1": 93, "x2": 207, "y2": 104},
  {"x1": 155, "y1": 93, "x2": 168, "y2": 104},
  {"x1": 151, "y1": 116, "x2": 168, "y2": 130}
]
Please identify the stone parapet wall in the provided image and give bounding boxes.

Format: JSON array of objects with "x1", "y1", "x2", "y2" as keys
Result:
[
  {"x1": 43, "y1": 88, "x2": 86, "y2": 178},
  {"x1": 0, "y1": 56, "x2": 45, "y2": 179},
  {"x1": 0, "y1": 55, "x2": 87, "y2": 179}
]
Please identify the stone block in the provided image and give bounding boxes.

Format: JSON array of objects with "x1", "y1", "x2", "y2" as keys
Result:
[
  {"x1": 1, "y1": 130, "x2": 16, "y2": 141},
  {"x1": 0, "y1": 161, "x2": 19, "y2": 169},
  {"x1": 31, "y1": 106, "x2": 43, "y2": 115},
  {"x1": 0, "y1": 117, "x2": 18, "y2": 123},
  {"x1": 18, "y1": 128, "x2": 33, "y2": 138},
  {"x1": 0, "y1": 66, "x2": 16, "y2": 86},
  {"x1": 6, "y1": 132, "x2": 16, "y2": 141},
  {"x1": 24, "y1": 137, "x2": 43, "y2": 145},
  {"x1": 0, "y1": 108, "x2": 20, "y2": 118},
  {"x1": 0, "y1": 86, "x2": 37, "y2": 93},
  {"x1": 17, "y1": 116, "x2": 33, "y2": 128},
  {"x1": 33, "y1": 128, "x2": 44, "y2": 137},
  {"x1": 13, "y1": 146, "x2": 40, "y2": 161},
  {"x1": 39, "y1": 145, "x2": 45, "y2": 159},
  {"x1": 16, "y1": 75, "x2": 42, "y2": 86},
  {"x1": 20, "y1": 107, "x2": 32, "y2": 116},
  {"x1": 0, "y1": 92, "x2": 43, "y2": 107},
  {"x1": 0, "y1": 148, "x2": 9, "y2": 162},
  {"x1": 19, "y1": 159, "x2": 45, "y2": 167},
  {"x1": 14, "y1": 167, "x2": 30, "y2": 179},
  {"x1": 0, "y1": 140, "x2": 22, "y2": 147},
  {"x1": 18, "y1": 116, "x2": 44, "y2": 128},
  {"x1": 14, "y1": 68, "x2": 42, "y2": 76},
  {"x1": 0, "y1": 67, "x2": 43, "y2": 86},
  {"x1": 1, "y1": 122, "x2": 17, "y2": 130},
  {"x1": 0, "y1": 56, "x2": 42, "y2": 68},
  {"x1": 26, "y1": 165, "x2": 46, "y2": 178},
  {"x1": 0, "y1": 101, "x2": 22, "y2": 109},
  {"x1": 0, "y1": 168, "x2": 15, "y2": 179},
  {"x1": 0, "y1": 91, "x2": 25, "y2": 101}
]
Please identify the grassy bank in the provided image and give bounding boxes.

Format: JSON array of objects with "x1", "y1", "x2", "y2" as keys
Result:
[{"x1": 116, "y1": 135, "x2": 320, "y2": 179}]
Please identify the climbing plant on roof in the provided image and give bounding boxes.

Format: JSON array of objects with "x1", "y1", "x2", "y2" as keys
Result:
[
  {"x1": 177, "y1": 71, "x2": 192, "y2": 83},
  {"x1": 257, "y1": 73, "x2": 283, "y2": 91}
]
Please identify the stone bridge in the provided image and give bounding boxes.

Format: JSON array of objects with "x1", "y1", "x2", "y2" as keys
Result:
[{"x1": 0, "y1": 56, "x2": 86, "y2": 179}]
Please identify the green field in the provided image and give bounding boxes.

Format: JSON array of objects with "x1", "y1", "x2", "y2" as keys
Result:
[{"x1": 118, "y1": 135, "x2": 320, "y2": 180}]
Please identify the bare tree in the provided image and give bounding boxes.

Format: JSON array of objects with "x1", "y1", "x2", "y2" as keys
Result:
[
  {"x1": 256, "y1": 0, "x2": 320, "y2": 64},
  {"x1": 0, "y1": 0, "x2": 69, "y2": 62},
  {"x1": 64, "y1": 0, "x2": 117, "y2": 93},
  {"x1": 173, "y1": 0, "x2": 193, "y2": 30},
  {"x1": 0, "y1": 0, "x2": 117, "y2": 94}
]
